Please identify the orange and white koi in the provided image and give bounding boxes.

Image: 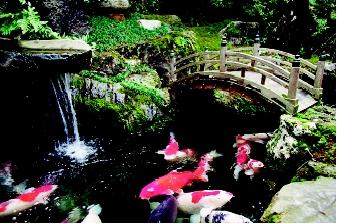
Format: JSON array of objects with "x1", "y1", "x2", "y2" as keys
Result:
[{"x1": 0, "y1": 185, "x2": 57, "y2": 217}]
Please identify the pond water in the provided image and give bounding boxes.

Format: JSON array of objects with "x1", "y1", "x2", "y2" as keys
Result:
[{"x1": 0, "y1": 73, "x2": 282, "y2": 223}]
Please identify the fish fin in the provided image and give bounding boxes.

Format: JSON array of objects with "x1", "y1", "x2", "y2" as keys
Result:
[
  {"x1": 169, "y1": 132, "x2": 175, "y2": 139},
  {"x1": 244, "y1": 169, "x2": 254, "y2": 175},
  {"x1": 156, "y1": 150, "x2": 164, "y2": 155},
  {"x1": 177, "y1": 189, "x2": 184, "y2": 194},
  {"x1": 190, "y1": 214, "x2": 201, "y2": 223},
  {"x1": 149, "y1": 201, "x2": 160, "y2": 211},
  {"x1": 22, "y1": 187, "x2": 35, "y2": 194},
  {"x1": 200, "y1": 207, "x2": 213, "y2": 218},
  {"x1": 87, "y1": 204, "x2": 102, "y2": 215},
  {"x1": 13, "y1": 179, "x2": 28, "y2": 194},
  {"x1": 67, "y1": 207, "x2": 83, "y2": 223}
]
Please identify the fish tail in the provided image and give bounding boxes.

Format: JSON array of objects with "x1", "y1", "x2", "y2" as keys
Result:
[
  {"x1": 169, "y1": 132, "x2": 175, "y2": 139},
  {"x1": 87, "y1": 204, "x2": 102, "y2": 215}
]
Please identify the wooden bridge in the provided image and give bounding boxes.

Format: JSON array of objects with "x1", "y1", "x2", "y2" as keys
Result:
[{"x1": 168, "y1": 35, "x2": 327, "y2": 115}]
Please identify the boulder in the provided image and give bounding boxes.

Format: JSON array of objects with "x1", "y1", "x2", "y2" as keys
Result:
[
  {"x1": 266, "y1": 114, "x2": 317, "y2": 160},
  {"x1": 138, "y1": 20, "x2": 162, "y2": 30},
  {"x1": 261, "y1": 177, "x2": 336, "y2": 223},
  {"x1": 220, "y1": 21, "x2": 259, "y2": 45},
  {"x1": 99, "y1": 0, "x2": 130, "y2": 9}
]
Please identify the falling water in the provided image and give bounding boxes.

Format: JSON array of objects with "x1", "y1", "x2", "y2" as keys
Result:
[{"x1": 51, "y1": 73, "x2": 96, "y2": 163}]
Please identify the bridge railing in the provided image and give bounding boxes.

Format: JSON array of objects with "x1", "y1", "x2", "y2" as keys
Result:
[{"x1": 169, "y1": 34, "x2": 326, "y2": 113}]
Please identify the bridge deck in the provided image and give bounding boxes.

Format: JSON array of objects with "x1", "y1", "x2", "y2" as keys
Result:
[{"x1": 228, "y1": 70, "x2": 317, "y2": 112}]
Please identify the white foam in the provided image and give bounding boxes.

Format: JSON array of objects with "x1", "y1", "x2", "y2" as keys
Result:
[{"x1": 55, "y1": 140, "x2": 96, "y2": 163}]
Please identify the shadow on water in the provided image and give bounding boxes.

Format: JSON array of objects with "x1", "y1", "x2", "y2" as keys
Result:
[{"x1": 0, "y1": 74, "x2": 282, "y2": 222}]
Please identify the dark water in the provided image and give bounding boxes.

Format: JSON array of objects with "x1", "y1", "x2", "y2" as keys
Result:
[{"x1": 0, "y1": 75, "x2": 281, "y2": 223}]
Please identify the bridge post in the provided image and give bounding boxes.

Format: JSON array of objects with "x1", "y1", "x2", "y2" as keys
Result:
[
  {"x1": 286, "y1": 54, "x2": 300, "y2": 114},
  {"x1": 204, "y1": 47, "x2": 209, "y2": 71},
  {"x1": 313, "y1": 53, "x2": 326, "y2": 99},
  {"x1": 251, "y1": 34, "x2": 260, "y2": 67},
  {"x1": 169, "y1": 51, "x2": 177, "y2": 83},
  {"x1": 220, "y1": 35, "x2": 227, "y2": 72}
]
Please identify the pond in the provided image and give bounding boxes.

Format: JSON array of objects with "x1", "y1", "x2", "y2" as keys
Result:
[{"x1": 0, "y1": 73, "x2": 282, "y2": 223}]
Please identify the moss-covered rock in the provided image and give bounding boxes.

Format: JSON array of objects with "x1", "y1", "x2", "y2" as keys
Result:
[
  {"x1": 291, "y1": 161, "x2": 336, "y2": 182},
  {"x1": 213, "y1": 89, "x2": 268, "y2": 114},
  {"x1": 265, "y1": 105, "x2": 336, "y2": 185},
  {"x1": 261, "y1": 177, "x2": 336, "y2": 223},
  {"x1": 71, "y1": 65, "x2": 171, "y2": 133}
]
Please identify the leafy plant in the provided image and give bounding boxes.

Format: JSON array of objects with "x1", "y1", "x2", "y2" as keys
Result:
[
  {"x1": 87, "y1": 14, "x2": 170, "y2": 52},
  {"x1": 0, "y1": 0, "x2": 58, "y2": 39}
]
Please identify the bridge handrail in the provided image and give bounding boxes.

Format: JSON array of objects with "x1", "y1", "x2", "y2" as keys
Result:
[
  {"x1": 227, "y1": 51, "x2": 291, "y2": 78},
  {"x1": 196, "y1": 70, "x2": 295, "y2": 113},
  {"x1": 226, "y1": 61, "x2": 290, "y2": 88},
  {"x1": 169, "y1": 35, "x2": 325, "y2": 114},
  {"x1": 260, "y1": 48, "x2": 317, "y2": 70},
  {"x1": 261, "y1": 56, "x2": 316, "y2": 80},
  {"x1": 174, "y1": 52, "x2": 204, "y2": 66}
]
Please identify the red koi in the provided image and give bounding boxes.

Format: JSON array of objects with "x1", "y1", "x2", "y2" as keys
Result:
[
  {"x1": 0, "y1": 184, "x2": 57, "y2": 217},
  {"x1": 140, "y1": 151, "x2": 219, "y2": 200}
]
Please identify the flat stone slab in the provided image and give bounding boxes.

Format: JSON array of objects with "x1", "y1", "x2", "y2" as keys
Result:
[
  {"x1": 0, "y1": 39, "x2": 92, "y2": 74},
  {"x1": 261, "y1": 177, "x2": 336, "y2": 223}
]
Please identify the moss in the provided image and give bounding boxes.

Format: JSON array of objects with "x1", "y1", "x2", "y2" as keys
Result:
[
  {"x1": 213, "y1": 89, "x2": 268, "y2": 114},
  {"x1": 71, "y1": 75, "x2": 85, "y2": 89},
  {"x1": 269, "y1": 214, "x2": 282, "y2": 223},
  {"x1": 88, "y1": 14, "x2": 170, "y2": 52}
]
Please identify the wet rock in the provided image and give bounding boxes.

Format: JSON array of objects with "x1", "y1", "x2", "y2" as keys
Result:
[
  {"x1": 30, "y1": 0, "x2": 89, "y2": 35},
  {"x1": 112, "y1": 83, "x2": 125, "y2": 104},
  {"x1": 99, "y1": 0, "x2": 130, "y2": 9},
  {"x1": 291, "y1": 161, "x2": 336, "y2": 182},
  {"x1": 267, "y1": 114, "x2": 316, "y2": 160},
  {"x1": 0, "y1": 40, "x2": 92, "y2": 74},
  {"x1": 261, "y1": 177, "x2": 336, "y2": 223}
]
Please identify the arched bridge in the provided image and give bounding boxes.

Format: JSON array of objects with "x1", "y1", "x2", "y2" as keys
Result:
[{"x1": 168, "y1": 35, "x2": 327, "y2": 115}]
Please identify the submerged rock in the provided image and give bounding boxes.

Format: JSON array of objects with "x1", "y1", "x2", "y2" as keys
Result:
[{"x1": 261, "y1": 177, "x2": 336, "y2": 223}]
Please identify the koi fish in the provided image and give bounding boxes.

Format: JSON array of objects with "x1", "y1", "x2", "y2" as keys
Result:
[
  {"x1": 156, "y1": 132, "x2": 196, "y2": 162},
  {"x1": 148, "y1": 196, "x2": 177, "y2": 223},
  {"x1": 81, "y1": 204, "x2": 102, "y2": 223},
  {"x1": 241, "y1": 132, "x2": 273, "y2": 144},
  {"x1": 177, "y1": 190, "x2": 233, "y2": 219},
  {"x1": 233, "y1": 135, "x2": 251, "y2": 166},
  {"x1": 233, "y1": 159, "x2": 264, "y2": 181},
  {"x1": 201, "y1": 210, "x2": 252, "y2": 223},
  {"x1": 243, "y1": 159, "x2": 264, "y2": 177},
  {"x1": 140, "y1": 151, "x2": 219, "y2": 200},
  {"x1": 0, "y1": 184, "x2": 57, "y2": 217}
]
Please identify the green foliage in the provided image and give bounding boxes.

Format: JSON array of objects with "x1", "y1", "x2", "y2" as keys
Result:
[
  {"x1": 189, "y1": 20, "x2": 231, "y2": 51},
  {"x1": 0, "y1": 0, "x2": 58, "y2": 39},
  {"x1": 295, "y1": 106, "x2": 336, "y2": 164},
  {"x1": 129, "y1": 0, "x2": 160, "y2": 13},
  {"x1": 121, "y1": 80, "x2": 166, "y2": 108},
  {"x1": 213, "y1": 89, "x2": 268, "y2": 114},
  {"x1": 87, "y1": 14, "x2": 170, "y2": 52}
]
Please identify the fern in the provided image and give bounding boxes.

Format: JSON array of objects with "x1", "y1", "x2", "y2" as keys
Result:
[{"x1": 0, "y1": 0, "x2": 59, "y2": 39}]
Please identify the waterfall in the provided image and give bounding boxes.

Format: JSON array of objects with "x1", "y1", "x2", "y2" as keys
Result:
[{"x1": 51, "y1": 73, "x2": 96, "y2": 163}]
